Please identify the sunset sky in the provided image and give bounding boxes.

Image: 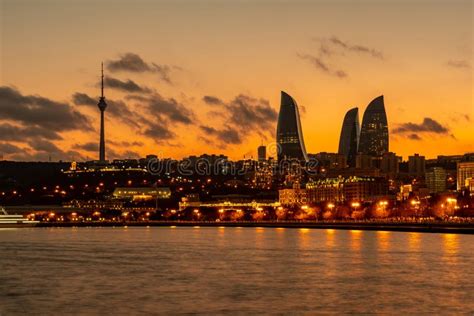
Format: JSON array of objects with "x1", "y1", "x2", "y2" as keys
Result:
[{"x1": 1, "y1": 0, "x2": 472, "y2": 161}]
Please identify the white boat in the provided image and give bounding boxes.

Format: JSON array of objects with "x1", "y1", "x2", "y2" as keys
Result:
[{"x1": 0, "y1": 207, "x2": 39, "y2": 227}]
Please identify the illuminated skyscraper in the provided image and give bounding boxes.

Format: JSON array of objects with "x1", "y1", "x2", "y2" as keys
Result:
[
  {"x1": 338, "y1": 107, "x2": 360, "y2": 167},
  {"x1": 276, "y1": 91, "x2": 308, "y2": 162},
  {"x1": 97, "y1": 63, "x2": 107, "y2": 162},
  {"x1": 358, "y1": 95, "x2": 389, "y2": 156}
]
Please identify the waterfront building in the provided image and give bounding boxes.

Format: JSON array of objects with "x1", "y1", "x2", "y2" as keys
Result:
[
  {"x1": 358, "y1": 95, "x2": 389, "y2": 156},
  {"x1": 279, "y1": 183, "x2": 308, "y2": 206},
  {"x1": 338, "y1": 107, "x2": 360, "y2": 167},
  {"x1": 276, "y1": 91, "x2": 308, "y2": 162},
  {"x1": 306, "y1": 177, "x2": 344, "y2": 203},
  {"x1": 457, "y1": 162, "x2": 474, "y2": 191},
  {"x1": 97, "y1": 63, "x2": 108, "y2": 162},
  {"x1": 304, "y1": 176, "x2": 388, "y2": 204},
  {"x1": 425, "y1": 167, "x2": 447, "y2": 194},
  {"x1": 112, "y1": 187, "x2": 171, "y2": 201},
  {"x1": 408, "y1": 154, "x2": 426, "y2": 177}
]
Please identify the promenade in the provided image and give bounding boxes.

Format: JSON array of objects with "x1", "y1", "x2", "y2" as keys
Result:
[{"x1": 35, "y1": 220, "x2": 474, "y2": 234}]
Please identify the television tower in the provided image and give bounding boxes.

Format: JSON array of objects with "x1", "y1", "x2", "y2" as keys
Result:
[{"x1": 97, "y1": 63, "x2": 107, "y2": 162}]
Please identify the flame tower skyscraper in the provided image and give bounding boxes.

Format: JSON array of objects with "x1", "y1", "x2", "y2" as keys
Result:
[
  {"x1": 276, "y1": 91, "x2": 308, "y2": 162},
  {"x1": 97, "y1": 63, "x2": 107, "y2": 162},
  {"x1": 358, "y1": 95, "x2": 389, "y2": 156}
]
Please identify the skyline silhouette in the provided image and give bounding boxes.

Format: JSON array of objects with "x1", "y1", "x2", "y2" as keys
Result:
[{"x1": 0, "y1": 0, "x2": 472, "y2": 161}]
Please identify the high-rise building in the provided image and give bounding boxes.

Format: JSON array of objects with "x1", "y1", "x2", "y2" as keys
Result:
[
  {"x1": 457, "y1": 162, "x2": 474, "y2": 191},
  {"x1": 380, "y1": 152, "x2": 400, "y2": 178},
  {"x1": 338, "y1": 107, "x2": 360, "y2": 167},
  {"x1": 408, "y1": 154, "x2": 426, "y2": 177},
  {"x1": 97, "y1": 63, "x2": 107, "y2": 162},
  {"x1": 426, "y1": 167, "x2": 447, "y2": 193},
  {"x1": 276, "y1": 91, "x2": 308, "y2": 162},
  {"x1": 257, "y1": 145, "x2": 266, "y2": 162},
  {"x1": 358, "y1": 95, "x2": 389, "y2": 156}
]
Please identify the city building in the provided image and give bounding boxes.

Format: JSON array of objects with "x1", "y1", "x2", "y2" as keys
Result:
[
  {"x1": 306, "y1": 177, "x2": 344, "y2": 203},
  {"x1": 338, "y1": 107, "x2": 360, "y2": 167},
  {"x1": 276, "y1": 91, "x2": 308, "y2": 162},
  {"x1": 314, "y1": 152, "x2": 347, "y2": 170},
  {"x1": 279, "y1": 183, "x2": 308, "y2": 206},
  {"x1": 112, "y1": 187, "x2": 171, "y2": 201},
  {"x1": 358, "y1": 95, "x2": 389, "y2": 156},
  {"x1": 408, "y1": 154, "x2": 426, "y2": 177},
  {"x1": 457, "y1": 162, "x2": 474, "y2": 191},
  {"x1": 305, "y1": 176, "x2": 388, "y2": 204},
  {"x1": 97, "y1": 63, "x2": 108, "y2": 162},
  {"x1": 380, "y1": 152, "x2": 400, "y2": 179},
  {"x1": 425, "y1": 167, "x2": 447, "y2": 194},
  {"x1": 258, "y1": 145, "x2": 266, "y2": 162}
]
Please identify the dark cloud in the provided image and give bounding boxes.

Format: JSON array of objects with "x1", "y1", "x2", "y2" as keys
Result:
[
  {"x1": 200, "y1": 125, "x2": 242, "y2": 145},
  {"x1": 73, "y1": 142, "x2": 98, "y2": 152},
  {"x1": 301, "y1": 36, "x2": 384, "y2": 78},
  {"x1": 0, "y1": 123, "x2": 62, "y2": 141},
  {"x1": 392, "y1": 117, "x2": 450, "y2": 135},
  {"x1": 106, "y1": 53, "x2": 172, "y2": 83},
  {"x1": 104, "y1": 77, "x2": 151, "y2": 93},
  {"x1": 408, "y1": 134, "x2": 422, "y2": 141},
  {"x1": 72, "y1": 92, "x2": 96, "y2": 106},
  {"x1": 202, "y1": 95, "x2": 224, "y2": 105},
  {"x1": 0, "y1": 86, "x2": 92, "y2": 131},
  {"x1": 225, "y1": 95, "x2": 278, "y2": 132},
  {"x1": 108, "y1": 140, "x2": 144, "y2": 147},
  {"x1": 143, "y1": 122, "x2": 175, "y2": 140},
  {"x1": 28, "y1": 139, "x2": 62, "y2": 153},
  {"x1": 201, "y1": 94, "x2": 277, "y2": 146},
  {"x1": 297, "y1": 53, "x2": 348, "y2": 78},
  {"x1": 446, "y1": 60, "x2": 471, "y2": 69},
  {"x1": 147, "y1": 95, "x2": 194, "y2": 125},
  {"x1": 72, "y1": 92, "x2": 182, "y2": 143},
  {"x1": 328, "y1": 36, "x2": 384, "y2": 59},
  {"x1": 0, "y1": 143, "x2": 23, "y2": 155}
]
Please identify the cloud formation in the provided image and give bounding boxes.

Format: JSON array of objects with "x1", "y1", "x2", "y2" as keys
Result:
[
  {"x1": 300, "y1": 36, "x2": 384, "y2": 78},
  {"x1": 200, "y1": 125, "x2": 242, "y2": 144},
  {"x1": 104, "y1": 77, "x2": 152, "y2": 93},
  {"x1": 200, "y1": 94, "x2": 277, "y2": 146},
  {"x1": 297, "y1": 53, "x2": 347, "y2": 78},
  {"x1": 75, "y1": 91, "x2": 195, "y2": 144},
  {"x1": 0, "y1": 86, "x2": 91, "y2": 132},
  {"x1": 328, "y1": 36, "x2": 384, "y2": 59},
  {"x1": 392, "y1": 117, "x2": 453, "y2": 140},
  {"x1": 106, "y1": 53, "x2": 173, "y2": 83},
  {"x1": 446, "y1": 60, "x2": 471, "y2": 69},
  {"x1": 202, "y1": 95, "x2": 224, "y2": 105}
]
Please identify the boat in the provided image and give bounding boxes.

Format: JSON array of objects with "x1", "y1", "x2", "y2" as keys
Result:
[{"x1": 0, "y1": 207, "x2": 39, "y2": 228}]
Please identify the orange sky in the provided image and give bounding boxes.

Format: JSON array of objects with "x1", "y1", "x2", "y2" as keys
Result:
[{"x1": 1, "y1": 0, "x2": 473, "y2": 161}]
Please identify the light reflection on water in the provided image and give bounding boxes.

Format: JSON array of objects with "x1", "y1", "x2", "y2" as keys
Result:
[{"x1": 0, "y1": 227, "x2": 473, "y2": 314}]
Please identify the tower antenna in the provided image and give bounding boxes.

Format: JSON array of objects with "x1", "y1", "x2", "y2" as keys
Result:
[{"x1": 101, "y1": 62, "x2": 104, "y2": 98}]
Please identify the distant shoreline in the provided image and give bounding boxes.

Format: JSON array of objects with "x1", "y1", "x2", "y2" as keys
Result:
[{"x1": 32, "y1": 221, "x2": 474, "y2": 234}]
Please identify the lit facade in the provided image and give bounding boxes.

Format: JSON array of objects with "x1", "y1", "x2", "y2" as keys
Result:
[
  {"x1": 112, "y1": 187, "x2": 171, "y2": 201},
  {"x1": 276, "y1": 91, "x2": 308, "y2": 162},
  {"x1": 425, "y1": 167, "x2": 447, "y2": 193},
  {"x1": 358, "y1": 95, "x2": 389, "y2": 156},
  {"x1": 457, "y1": 162, "x2": 474, "y2": 191}
]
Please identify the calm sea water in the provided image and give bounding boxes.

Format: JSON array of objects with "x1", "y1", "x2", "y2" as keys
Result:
[{"x1": 0, "y1": 227, "x2": 473, "y2": 314}]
